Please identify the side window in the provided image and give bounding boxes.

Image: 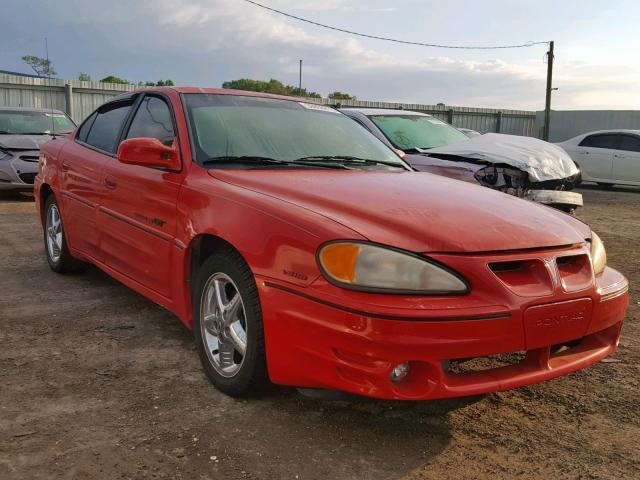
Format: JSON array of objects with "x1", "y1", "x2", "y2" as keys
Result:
[
  {"x1": 76, "y1": 112, "x2": 97, "y2": 143},
  {"x1": 85, "y1": 102, "x2": 133, "y2": 154},
  {"x1": 126, "y1": 96, "x2": 175, "y2": 145},
  {"x1": 618, "y1": 135, "x2": 640, "y2": 153},
  {"x1": 579, "y1": 134, "x2": 617, "y2": 149}
]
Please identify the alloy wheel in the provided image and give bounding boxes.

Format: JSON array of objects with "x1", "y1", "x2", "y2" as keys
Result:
[
  {"x1": 46, "y1": 204, "x2": 63, "y2": 263},
  {"x1": 200, "y1": 272, "x2": 248, "y2": 378}
]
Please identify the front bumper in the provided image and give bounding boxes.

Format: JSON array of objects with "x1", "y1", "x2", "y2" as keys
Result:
[
  {"x1": 0, "y1": 150, "x2": 39, "y2": 191},
  {"x1": 257, "y1": 254, "x2": 628, "y2": 400},
  {"x1": 525, "y1": 189, "x2": 583, "y2": 211}
]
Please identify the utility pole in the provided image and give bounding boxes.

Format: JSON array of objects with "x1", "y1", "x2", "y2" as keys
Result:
[
  {"x1": 543, "y1": 40, "x2": 554, "y2": 141},
  {"x1": 299, "y1": 59, "x2": 302, "y2": 95}
]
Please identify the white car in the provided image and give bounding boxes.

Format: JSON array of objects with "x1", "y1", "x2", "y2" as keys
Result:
[{"x1": 556, "y1": 130, "x2": 640, "y2": 187}]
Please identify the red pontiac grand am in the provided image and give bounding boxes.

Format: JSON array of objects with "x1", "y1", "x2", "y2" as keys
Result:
[{"x1": 35, "y1": 88, "x2": 629, "y2": 400}]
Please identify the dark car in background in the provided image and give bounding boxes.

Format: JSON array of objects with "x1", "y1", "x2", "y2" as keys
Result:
[
  {"x1": 341, "y1": 108, "x2": 583, "y2": 213},
  {"x1": 0, "y1": 107, "x2": 76, "y2": 192}
]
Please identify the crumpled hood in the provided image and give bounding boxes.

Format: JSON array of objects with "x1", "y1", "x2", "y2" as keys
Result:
[
  {"x1": 0, "y1": 134, "x2": 53, "y2": 150},
  {"x1": 426, "y1": 133, "x2": 579, "y2": 182},
  {"x1": 210, "y1": 169, "x2": 590, "y2": 253}
]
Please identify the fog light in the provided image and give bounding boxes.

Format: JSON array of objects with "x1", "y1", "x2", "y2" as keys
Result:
[{"x1": 390, "y1": 362, "x2": 410, "y2": 383}]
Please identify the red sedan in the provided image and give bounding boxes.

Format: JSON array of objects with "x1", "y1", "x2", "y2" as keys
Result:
[{"x1": 35, "y1": 88, "x2": 629, "y2": 400}]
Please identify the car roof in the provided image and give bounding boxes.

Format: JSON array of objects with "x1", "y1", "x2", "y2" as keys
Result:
[
  {"x1": 113, "y1": 86, "x2": 326, "y2": 106},
  {"x1": 575, "y1": 129, "x2": 640, "y2": 137},
  {"x1": 0, "y1": 106, "x2": 67, "y2": 115},
  {"x1": 339, "y1": 107, "x2": 433, "y2": 117}
]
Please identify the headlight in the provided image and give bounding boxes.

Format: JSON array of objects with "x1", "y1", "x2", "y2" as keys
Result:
[
  {"x1": 590, "y1": 231, "x2": 607, "y2": 275},
  {"x1": 318, "y1": 241, "x2": 468, "y2": 294}
]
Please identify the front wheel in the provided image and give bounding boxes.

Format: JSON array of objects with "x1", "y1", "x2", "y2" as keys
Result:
[
  {"x1": 43, "y1": 195, "x2": 86, "y2": 273},
  {"x1": 193, "y1": 250, "x2": 269, "y2": 396}
]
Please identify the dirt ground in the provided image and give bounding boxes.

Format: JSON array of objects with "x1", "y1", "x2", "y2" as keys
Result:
[{"x1": 0, "y1": 184, "x2": 638, "y2": 480}]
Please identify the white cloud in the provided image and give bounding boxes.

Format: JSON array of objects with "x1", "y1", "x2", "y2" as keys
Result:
[{"x1": 4, "y1": 0, "x2": 639, "y2": 110}]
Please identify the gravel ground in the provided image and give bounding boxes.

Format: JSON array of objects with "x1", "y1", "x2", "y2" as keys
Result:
[{"x1": 0, "y1": 184, "x2": 638, "y2": 480}]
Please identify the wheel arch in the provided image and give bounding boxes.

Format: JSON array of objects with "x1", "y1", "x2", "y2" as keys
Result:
[
  {"x1": 39, "y1": 183, "x2": 54, "y2": 223},
  {"x1": 182, "y1": 233, "x2": 249, "y2": 327}
]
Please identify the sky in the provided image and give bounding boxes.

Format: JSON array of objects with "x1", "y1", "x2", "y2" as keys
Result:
[{"x1": 1, "y1": 0, "x2": 639, "y2": 111}]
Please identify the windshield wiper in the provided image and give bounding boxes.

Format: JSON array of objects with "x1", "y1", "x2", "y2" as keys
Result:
[
  {"x1": 297, "y1": 155, "x2": 406, "y2": 169},
  {"x1": 201, "y1": 155, "x2": 350, "y2": 169}
]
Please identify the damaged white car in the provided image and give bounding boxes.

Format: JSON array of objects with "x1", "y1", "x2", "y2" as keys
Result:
[{"x1": 340, "y1": 108, "x2": 583, "y2": 213}]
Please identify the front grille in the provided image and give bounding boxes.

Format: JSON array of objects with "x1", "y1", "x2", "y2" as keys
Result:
[
  {"x1": 19, "y1": 155, "x2": 40, "y2": 163},
  {"x1": 18, "y1": 172, "x2": 36, "y2": 184},
  {"x1": 446, "y1": 351, "x2": 527, "y2": 374}
]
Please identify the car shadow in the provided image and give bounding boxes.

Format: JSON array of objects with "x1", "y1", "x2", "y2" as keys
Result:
[
  {"x1": 0, "y1": 190, "x2": 35, "y2": 201},
  {"x1": 578, "y1": 182, "x2": 640, "y2": 194},
  {"x1": 240, "y1": 389, "x2": 476, "y2": 479}
]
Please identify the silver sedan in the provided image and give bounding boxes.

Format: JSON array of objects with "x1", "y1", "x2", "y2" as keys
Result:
[{"x1": 0, "y1": 107, "x2": 76, "y2": 191}]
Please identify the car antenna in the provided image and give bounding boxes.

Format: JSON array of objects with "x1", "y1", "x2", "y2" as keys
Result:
[{"x1": 45, "y1": 37, "x2": 57, "y2": 138}]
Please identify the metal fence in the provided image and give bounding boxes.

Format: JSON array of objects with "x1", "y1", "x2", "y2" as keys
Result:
[
  {"x1": 320, "y1": 98, "x2": 537, "y2": 137},
  {"x1": 0, "y1": 73, "x2": 137, "y2": 122},
  {"x1": 1, "y1": 72, "x2": 537, "y2": 136},
  {"x1": 535, "y1": 110, "x2": 640, "y2": 142}
]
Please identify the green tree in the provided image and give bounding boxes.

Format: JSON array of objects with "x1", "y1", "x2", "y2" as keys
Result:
[
  {"x1": 99, "y1": 75, "x2": 129, "y2": 84},
  {"x1": 78, "y1": 73, "x2": 91, "y2": 81},
  {"x1": 141, "y1": 80, "x2": 175, "y2": 86},
  {"x1": 21, "y1": 55, "x2": 56, "y2": 77},
  {"x1": 328, "y1": 91, "x2": 356, "y2": 100},
  {"x1": 222, "y1": 78, "x2": 321, "y2": 98}
]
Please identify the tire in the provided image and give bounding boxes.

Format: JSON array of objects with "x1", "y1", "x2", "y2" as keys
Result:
[
  {"x1": 192, "y1": 249, "x2": 269, "y2": 397},
  {"x1": 43, "y1": 195, "x2": 86, "y2": 273}
]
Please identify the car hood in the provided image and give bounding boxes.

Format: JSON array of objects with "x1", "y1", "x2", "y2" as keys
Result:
[
  {"x1": 209, "y1": 169, "x2": 590, "y2": 253},
  {"x1": 0, "y1": 134, "x2": 54, "y2": 150},
  {"x1": 425, "y1": 133, "x2": 579, "y2": 182}
]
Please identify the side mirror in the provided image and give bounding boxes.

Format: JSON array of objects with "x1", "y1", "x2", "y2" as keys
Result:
[{"x1": 117, "y1": 137, "x2": 180, "y2": 170}]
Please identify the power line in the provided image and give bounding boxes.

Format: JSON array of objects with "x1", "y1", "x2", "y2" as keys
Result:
[{"x1": 242, "y1": 0, "x2": 549, "y2": 50}]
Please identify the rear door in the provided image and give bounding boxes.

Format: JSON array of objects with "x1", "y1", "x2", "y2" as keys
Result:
[
  {"x1": 98, "y1": 93, "x2": 184, "y2": 299},
  {"x1": 575, "y1": 133, "x2": 617, "y2": 181},
  {"x1": 612, "y1": 134, "x2": 640, "y2": 184},
  {"x1": 60, "y1": 100, "x2": 134, "y2": 260}
]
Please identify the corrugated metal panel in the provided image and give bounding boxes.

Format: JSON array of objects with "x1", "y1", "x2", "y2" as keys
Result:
[
  {"x1": 1, "y1": 73, "x2": 538, "y2": 135},
  {"x1": 536, "y1": 110, "x2": 640, "y2": 142},
  {"x1": 0, "y1": 73, "x2": 137, "y2": 122}
]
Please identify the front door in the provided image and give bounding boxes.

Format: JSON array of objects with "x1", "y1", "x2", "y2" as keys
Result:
[
  {"x1": 575, "y1": 133, "x2": 617, "y2": 181},
  {"x1": 612, "y1": 134, "x2": 640, "y2": 184},
  {"x1": 98, "y1": 94, "x2": 183, "y2": 299}
]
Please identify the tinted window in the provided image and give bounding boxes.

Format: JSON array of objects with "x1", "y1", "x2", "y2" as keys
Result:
[
  {"x1": 618, "y1": 135, "x2": 640, "y2": 153},
  {"x1": 85, "y1": 102, "x2": 132, "y2": 153},
  {"x1": 579, "y1": 134, "x2": 617, "y2": 149},
  {"x1": 126, "y1": 96, "x2": 175, "y2": 145},
  {"x1": 76, "y1": 112, "x2": 96, "y2": 142}
]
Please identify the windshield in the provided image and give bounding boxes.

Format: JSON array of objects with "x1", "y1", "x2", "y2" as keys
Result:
[
  {"x1": 0, "y1": 110, "x2": 76, "y2": 135},
  {"x1": 184, "y1": 94, "x2": 405, "y2": 169},
  {"x1": 368, "y1": 114, "x2": 468, "y2": 150}
]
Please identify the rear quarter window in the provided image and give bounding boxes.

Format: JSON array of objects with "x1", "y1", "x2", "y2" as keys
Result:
[{"x1": 76, "y1": 112, "x2": 97, "y2": 143}]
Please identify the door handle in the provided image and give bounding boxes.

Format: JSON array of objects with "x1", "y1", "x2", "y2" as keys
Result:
[
  {"x1": 614, "y1": 154, "x2": 625, "y2": 158},
  {"x1": 104, "y1": 175, "x2": 118, "y2": 190}
]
